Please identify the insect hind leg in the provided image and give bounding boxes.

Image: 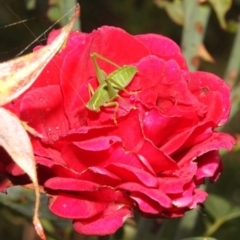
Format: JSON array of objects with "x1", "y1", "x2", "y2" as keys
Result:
[{"x1": 103, "y1": 101, "x2": 119, "y2": 124}]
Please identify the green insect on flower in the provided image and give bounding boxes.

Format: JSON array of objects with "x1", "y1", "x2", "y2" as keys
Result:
[{"x1": 86, "y1": 52, "x2": 138, "y2": 123}]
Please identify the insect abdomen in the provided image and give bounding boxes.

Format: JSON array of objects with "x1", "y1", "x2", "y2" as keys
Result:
[{"x1": 109, "y1": 66, "x2": 138, "y2": 89}]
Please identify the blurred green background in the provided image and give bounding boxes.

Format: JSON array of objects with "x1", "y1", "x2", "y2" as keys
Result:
[{"x1": 0, "y1": 0, "x2": 240, "y2": 240}]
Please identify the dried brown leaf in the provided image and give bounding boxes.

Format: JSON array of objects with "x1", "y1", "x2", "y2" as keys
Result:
[
  {"x1": 197, "y1": 44, "x2": 215, "y2": 63},
  {"x1": 0, "y1": 4, "x2": 80, "y2": 106}
]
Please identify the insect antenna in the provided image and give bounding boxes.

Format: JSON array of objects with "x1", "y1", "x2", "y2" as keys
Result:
[
  {"x1": 6, "y1": 4, "x2": 76, "y2": 57},
  {"x1": 0, "y1": 16, "x2": 43, "y2": 29},
  {"x1": 5, "y1": 4, "x2": 46, "y2": 57}
]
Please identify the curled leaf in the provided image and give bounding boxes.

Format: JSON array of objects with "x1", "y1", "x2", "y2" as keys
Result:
[
  {"x1": 154, "y1": 0, "x2": 184, "y2": 25},
  {"x1": 0, "y1": 108, "x2": 36, "y2": 189},
  {"x1": 0, "y1": 4, "x2": 80, "y2": 106},
  {"x1": 207, "y1": 0, "x2": 232, "y2": 29},
  {"x1": 0, "y1": 108, "x2": 46, "y2": 238}
]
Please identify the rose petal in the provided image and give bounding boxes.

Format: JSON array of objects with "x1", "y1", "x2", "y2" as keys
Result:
[
  {"x1": 80, "y1": 167, "x2": 121, "y2": 186},
  {"x1": 61, "y1": 137, "x2": 121, "y2": 172},
  {"x1": 188, "y1": 71, "x2": 231, "y2": 125},
  {"x1": 73, "y1": 205, "x2": 132, "y2": 235},
  {"x1": 158, "y1": 162, "x2": 197, "y2": 194},
  {"x1": 118, "y1": 182, "x2": 171, "y2": 209},
  {"x1": 108, "y1": 110, "x2": 178, "y2": 172},
  {"x1": 179, "y1": 132, "x2": 236, "y2": 165},
  {"x1": 135, "y1": 34, "x2": 188, "y2": 70},
  {"x1": 106, "y1": 163, "x2": 158, "y2": 187},
  {"x1": 20, "y1": 85, "x2": 69, "y2": 143},
  {"x1": 49, "y1": 194, "x2": 107, "y2": 219},
  {"x1": 195, "y1": 150, "x2": 222, "y2": 182}
]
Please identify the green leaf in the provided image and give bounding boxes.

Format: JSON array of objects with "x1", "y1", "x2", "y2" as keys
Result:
[
  {"x1": 205, "y1": 194, "x2": 240, "y2": 220},
  {"x1": 0, "y1": 186, "x2": 68, "y2": 221},
  {"x1": 226, "y1": 20, "x2": 238, "y2": 33},
  {"x1": 0, "y1": 186, "x2": 72, "y2": 239},
  {"x1": 204, "y1": 194, "x2": 232, "y2": 219},
  {"x1": 181, "y1": 238, "x2": 217, "y2": 240},
  {"x1": 154, "y1": 0, "x2": 184, "y2": 25},
  {"x1": 207, "y1": 0, "x2": 232, "y2": 29},
  {"x1": 47, "y1": 6, "x2": 62, "y2": 23},
  {"x1": 204, "y1": 194, "x2": 240, "y2": 236}
]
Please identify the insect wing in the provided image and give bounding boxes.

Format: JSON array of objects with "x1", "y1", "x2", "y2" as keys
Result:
[{"x1": 108, "y1": 66, "x2": 138, "y2": 90}]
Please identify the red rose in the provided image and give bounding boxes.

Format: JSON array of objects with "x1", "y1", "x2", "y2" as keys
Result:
[{"x1": 4, "y1": 26, "x2": 235, "y2": 235}]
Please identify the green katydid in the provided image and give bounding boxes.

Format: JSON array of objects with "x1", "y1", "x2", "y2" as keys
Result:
[{"x1": 86, "y1": 52, "x2": 138, "y2": 123}]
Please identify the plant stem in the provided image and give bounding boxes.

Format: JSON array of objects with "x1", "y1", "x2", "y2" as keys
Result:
[
  {"x1": 59, "y1": 0, "x2": 81, "y2": 30},
  {"x1": 224, "y1": 22, "x2": 240, "y2": 87},
  {"x1": 181, "y1": 0, "x2": 210, "y2": 71}
]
